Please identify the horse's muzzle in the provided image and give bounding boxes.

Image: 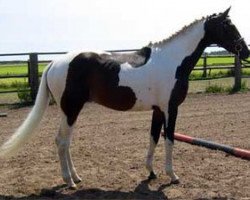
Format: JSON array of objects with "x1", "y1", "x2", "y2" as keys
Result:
[
  {"x1": 234, "y1": 38, "x2": 250, "y2": 59},
  {"x1": 239, "y1": 49, "x2": 250, "y2": 60}
]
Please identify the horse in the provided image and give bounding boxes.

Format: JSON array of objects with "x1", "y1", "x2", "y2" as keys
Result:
[{"x1": 0, "y1": 8, "x2": 249, "y2": 189}]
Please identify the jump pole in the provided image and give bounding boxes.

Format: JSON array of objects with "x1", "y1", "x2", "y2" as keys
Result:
[{"x1": 173, "y1": 132, "x2": 250, "y2": 160}]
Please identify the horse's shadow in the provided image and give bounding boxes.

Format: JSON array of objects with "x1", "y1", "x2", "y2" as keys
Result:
[{"x1": 0, "y1": 179, "x2": 170, "y2": 200}]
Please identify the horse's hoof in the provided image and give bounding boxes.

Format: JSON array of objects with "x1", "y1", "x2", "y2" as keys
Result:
[
  {"x1": 148, "y1": 171, "x2": 157, "y2": 180},
  {"x1": 74, "y1": 177, "x2": 82, "y2": 184},
  {"x1": 67, "y1": 184, "x2": 77, "y2": 190},
  {"x1": 74, "y1": 179, "x2": 82, "y2": 184},
  {"x1": 170, "y1": 179, "x2": 180, "y2": 185}
]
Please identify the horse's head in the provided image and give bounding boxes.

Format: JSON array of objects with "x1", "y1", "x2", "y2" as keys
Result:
[{"x1": 205, "y1": 7, "x2": 249, "y2": 59}]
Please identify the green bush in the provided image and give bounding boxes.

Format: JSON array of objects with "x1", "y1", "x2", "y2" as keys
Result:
[
  {"x1": 205, "y1": 84, "x2": 226, "y2": 93},
  {"x1": 17, "y1": 86, "x2": 32, "y2": 103},
  {"x1": 238, "y1": 80, "x2": 248, "y2": 92},
  {"x1": 17, "y1": 91, "x2": 32, "y2": 103},
  {"x1": 205, "y1": 81, "x2": 249, "y2": 93}
]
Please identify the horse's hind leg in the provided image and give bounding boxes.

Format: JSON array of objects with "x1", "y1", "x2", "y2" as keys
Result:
[
  {"x1": 66, "y1": 144, "x2": 82, "y2": 183},
  {"x1": 56, "y1": 115, "x2": 75, "y2": 188},
  {"x1": 56, "y1": 114, "x2": 81, "y2": 188}
]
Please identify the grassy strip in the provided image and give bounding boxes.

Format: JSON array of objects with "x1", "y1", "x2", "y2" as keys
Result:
[
  {"x1": 0, "y1": 57, "x2": 234, "y2": 75},
  {"x1": 0, "y1": 78, "x2": 29, "y2": 89},
  {"x1": 0, "y1": 63, "x2": 47, "y2": 89},
  {"x1": 189, "y1": 77, "x2": 250, "y2": 94},
  {"x1": 1, "y1": 56, "x2": 249, "y2": 104},
  {"x1": 0, "y1": 63, "x2": 47, "y2": 75},
  {"x1": 205, "y1": 81, "x2": 249, "y2": 93},
  {"x1": 196, "y1": 56, "x2": 234, "y2": 66},
  {"x1": 0, "y1": 64, "x2": 28, "y2": 75},
  {"x1": 1, "y1": 56, "x2": 250, "y2": 90},
  {"x1": 190, "y1": 68, "x2": 250, "y2": 80}
]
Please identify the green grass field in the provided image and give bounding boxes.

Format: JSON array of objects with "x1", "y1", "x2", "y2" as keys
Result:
[
  {"x1": 0, "y1": 64, "x2": 28, "y2": 75},
  {"x1": 196, "y1": 56, "x2": 235, "y2": 66},
  {"x1": 0, "y1": 63, "x2": 47, "y2": 75},
  {"x1": 0, "y1": 56, "x2": 250, "y2": 92},
  {"x1": 0, "y1": 63, "x2": 47, "y2": 90}
]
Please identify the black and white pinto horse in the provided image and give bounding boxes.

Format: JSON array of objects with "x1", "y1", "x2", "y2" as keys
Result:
[{"x1": 0, "y1": 8, "x2": 249, "y2": 189}]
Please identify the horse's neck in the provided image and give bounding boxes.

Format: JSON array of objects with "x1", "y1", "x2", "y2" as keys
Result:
[{"x1": 151, "y1": 20, "x2": 208, "y2": 79}]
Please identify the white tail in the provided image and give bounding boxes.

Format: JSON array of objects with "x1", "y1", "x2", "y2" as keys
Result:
[{"x1": 0, "y1": 66, "x2": 51, "y2": 158}]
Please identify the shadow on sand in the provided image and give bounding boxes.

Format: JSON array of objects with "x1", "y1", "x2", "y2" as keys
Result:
[{"x1": 0, "y1": 179, "x2": 171, "y2": 200}]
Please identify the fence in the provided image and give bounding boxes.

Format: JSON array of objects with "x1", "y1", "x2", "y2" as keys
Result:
[
  {"x1": 0, "y1": 52, "x2": 66, "y2": 101},
  {"x1": 192, "y1": 53, "x2": 247, "y2": 91},
  {"x1": 0, "y1": 50, "x2": 249, "y2": 102}
]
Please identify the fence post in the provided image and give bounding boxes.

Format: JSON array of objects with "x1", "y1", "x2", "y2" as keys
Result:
[
  {"x1": 202, "y1": 53, "x2": 207, "y2": 78},
  {"x1": 28, "y1": 53, "x2": 39, "y2": 102},
  {"x1": 233, "y1": 55, "x2": 241, "y2": 91}
]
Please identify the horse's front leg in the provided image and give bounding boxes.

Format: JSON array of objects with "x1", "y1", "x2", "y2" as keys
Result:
[
  {"x1": 146, "y1": 107, "x2": 164, "y2": 179},
  {"x1": 163, "y1": 106, "x2": 180, "y2": 184}
]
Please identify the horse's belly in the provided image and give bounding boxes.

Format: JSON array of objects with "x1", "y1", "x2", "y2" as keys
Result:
[
  {"x1": 91, "y1": 84, "x2": 154, "y2": 111},
  {"x1": 130, "y1": 90, "x2": 156, "y2": 111}
]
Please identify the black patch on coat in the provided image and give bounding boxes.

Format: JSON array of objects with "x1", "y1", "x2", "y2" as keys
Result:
[
  {"x1": 151, "y1": 106, "x2": 165, "y2": 144},
  {"x1": 165, "y1": 80, "x2": 188, "y2": 142},
  {"x1": 166, "y1": 36, "x2": 210, "y2": 142},
  {"x1": 61, "y1": 53, "x2": 137, "y2": 126},
  {"x1": 175, "y1": 38, "x2": 209, "y2": 81},
  {"x1": 101, "y1": 47, "x2": 151, "y2": 68}
]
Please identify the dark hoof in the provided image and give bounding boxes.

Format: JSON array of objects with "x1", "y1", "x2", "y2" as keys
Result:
[
  {"x1": 148, "y1": 171, "x2": 157, "y2": 180},
  {"x1": 74, "y1": 179, "x2": 82, "y2": 184},
  {"x1": 171, "y1": 179, "x2": 180, "y2": 185}
]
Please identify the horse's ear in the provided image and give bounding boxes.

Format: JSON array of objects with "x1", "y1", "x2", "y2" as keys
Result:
[{"x1": 220, "y1": 7, "x2": 231, "y2": 20}]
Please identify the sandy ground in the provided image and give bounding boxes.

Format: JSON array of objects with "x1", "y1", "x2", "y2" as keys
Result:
[{"x1": 0, "y1": 92, "x2": 249, "y2": 200}]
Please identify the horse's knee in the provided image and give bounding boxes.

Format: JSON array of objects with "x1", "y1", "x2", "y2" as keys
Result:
[
  {"x1": 56, "y1": 125, "x2": 71, "y2": 148},
  {"x1": 145, "y1": 154, "x2": 153, "y2": 171},
  {"x1": 55, "y1": 136, "x2": 62, "y2": 147}
]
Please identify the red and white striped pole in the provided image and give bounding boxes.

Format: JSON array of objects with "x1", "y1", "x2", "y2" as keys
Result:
[{"x1": 173, "y1": 132, "x2": 250, "y2": 160}]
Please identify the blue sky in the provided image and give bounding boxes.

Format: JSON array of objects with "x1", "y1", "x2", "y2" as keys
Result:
[{"x1": 0, "y1": 0, "x2": 249, "y2": 53}]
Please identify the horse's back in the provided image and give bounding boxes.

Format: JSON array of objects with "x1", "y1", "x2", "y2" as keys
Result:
[{"x1": 107, "y1": 47, "x2": 151, "y2": 68}]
